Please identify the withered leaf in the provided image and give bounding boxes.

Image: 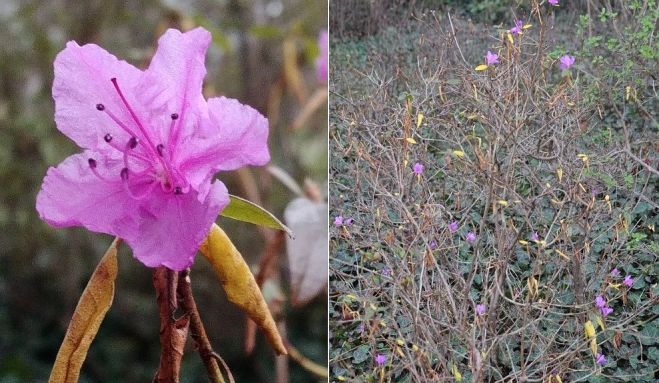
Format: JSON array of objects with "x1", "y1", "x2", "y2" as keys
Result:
[
  {"x1": 49, "y1": 238, "x2": 119, "y2": 383},
  {"x1": 200, "y1": 223, "x2": 287, "y2": 355}
]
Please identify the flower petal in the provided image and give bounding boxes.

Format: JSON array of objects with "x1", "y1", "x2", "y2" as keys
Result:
[
  {"x1": 179, "y1": 96, "x2": 270, "y2": 197},
  {"x1": 36, "y1": 152, "x2": 138, "y2": 235},
  {"x1": 126, "y1": 181, "x2": 229, "y2": 271},
  {"x1": 135, "y1": 28, "x2": 211, "y2": 147},
  {"x1": 53, "y1": 42, "x2": 143, "y2": 152}
]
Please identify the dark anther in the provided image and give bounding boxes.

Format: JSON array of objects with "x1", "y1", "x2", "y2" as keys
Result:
[
  {"x1": 156, "y1": 144, "x2": 164, "y2": 156},
  {"x1": 174, "y1": 186, "x2": 183, "y2": 195},
  {"x1": 104, "y1": 133, "x2": 113, "y2": 142},
  {"x1": 120, "y1": 167, "x2": 129, "y2": 180},
  {"x1": 96, "y1": 103, "x2": 105, "y2": 111},
  {"x1": 128, "y1": 136, "x2": 138, "y2": 149},
  {"x1": 110, "y1": 77, "x2": 117, "y2": 82},
  {"x1": 88, "y1": 158, "x2": 97, "y2": 168},
  {"x1": 170, "y1": 113, "x2": 179, "y2": 120}
]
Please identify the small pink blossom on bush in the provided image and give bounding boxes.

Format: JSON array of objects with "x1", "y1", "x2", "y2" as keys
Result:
[
  {"x1": 36, "y1": 28, "x2": 270, "y2": 271},
  {"x1": 466, "y1": 231, "x2": 477, "y2": 242},
  {"x1": 381, "y1": 267, "x2": 392, "y2": 276},
  {"x1": 510, "y1": 20, "x2": 524, "y2": 35},
  {"x1": 610, "y1": 268, "x2": 620, "y2": 277},
  {"x1": 374, "y1": 353, "x2": 387, "y2": 366},
  {"x1": 413, "y1": 162, "x2": 424, "y2": 175},
  {"x1": 623, "y1": 275, "x2": 633, "y2": 287},
  {"x1": 559, "y1": 55, "x2": 575, "y2": 70},
  {"x1": 448, "y1": 221, "x2": 459, "y2": 233},
  {"x1": 485, "y1": 51, "x2": 499, "y2": 65},
  {"x1": 548, "y1": 0, "x2": 559, "y2": 6},
  {"x1": 476, "y1": 304, "x2": 486, "y2": 315},
  {"x1": 334, "y1": 216, "x2": 344, "y2": 226},
  {"x1": 595, "y1": 295, "x2": 606, "y2": 308},
  {"x1": 429, "y1": 240, "x2": 437, "y2": 249},
  {"x1": 600, "y1": 306, "x2": 614, "y2": 316},
  {"x1": 316, "y1": 30, "x2": 328, "y2": 83},
  {"x1": 596, "y1": 353, "x2": 607, "y2": 366},
  {"x1": 530, "y1": 231, "x2": 539, "y2": 241}
]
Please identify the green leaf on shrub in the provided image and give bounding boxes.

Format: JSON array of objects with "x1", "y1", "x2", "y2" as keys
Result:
[
  {"x1": 352, "y1": 344, "x2": 370, "y2": 364},
  {"x1": 221, "y1": 194, "x2": 292, "y2": 236}
]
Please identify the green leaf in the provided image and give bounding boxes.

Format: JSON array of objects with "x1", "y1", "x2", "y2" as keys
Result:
[{"x1": 221, "y1": 194, "x2": 293, "y2": 236}]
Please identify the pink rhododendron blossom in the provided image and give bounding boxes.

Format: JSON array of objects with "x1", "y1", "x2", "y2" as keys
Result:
[
  {"x1": 316, "y1": 30, "x2": 328, "y2": 83},
  {"x1": 36, "y1": 28, "x2": 270, "y2": 271},
  {"x1": 559, "y1": 55, "x2": 575, "y2": 70},
  {"x1": 623, "y1": 275, "x2": 633, "y2": 287},
  {"x1": 510, "y1": 20, "x2": 524, "y2": 35},
  {"x1": 476, "y1": 304, "x2": 486, "y2": 315},
  {"x1": 530, "y1": 231, "x2": 539, "y2": 241},
  {"x1": 448, "y1": 220, "x2": 459, "y2": 233},
  {"x1": 413, "y1": 162, "x2": 424, "y2": 175},
  {"x1": 485, "y1": 51, "x2": 499, "y2": 65},
  {"x1": 334, "y1": 215, "x2": 344, "y2": 226},
  {"x1": 600, "y1": 306, "x2": 613, "y2": 316},
  {"x1": 548, "y1": 0, "x2": 559, "y2": 6},
  {"x1": 595, "y1": 295, "x2": 606, "y2": 308},
  {"x1": 466, "y1": 231, "x2": 477, "y2": 242}
]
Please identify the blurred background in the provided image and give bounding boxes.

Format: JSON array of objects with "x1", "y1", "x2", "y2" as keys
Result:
[{"x1": 0, "y1": 0, "x2": 327, "y2": 382}]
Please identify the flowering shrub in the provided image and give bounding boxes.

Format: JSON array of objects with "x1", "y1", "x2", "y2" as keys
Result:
[{"x1": 330, "y1": 1, "x2": 657, "y2": 382}]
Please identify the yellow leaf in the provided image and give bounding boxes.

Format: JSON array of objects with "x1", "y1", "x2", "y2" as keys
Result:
[
  {"x1": 452, "y1": 150, "x2": 465, "y2": 158},
  {"x1": 49, "y1": 238, "x2": 119, "y2": 383},
  {"x1": 555, "y1": 249, "x2": 569, "y2": 260},
  {"x1": 406, "y1": 137, "x2": 417, "y2": 144},
  {"x1": 416, "y1": 113, "x2": 424, "y2": 128},
  {"x1": 475, "y1": 64, "x2": 489, "y2": 71},
  {"x1": 497, "y1": 200, "x2": 509, "y2": 207},
  {"x1": 596, "y1": 315, "x2": 606, "y2": 331},
  {"x1": 396, "y1": 339, "x2": 405, "y2": 346},
  {"x1": 403, "y1": 159, "x2": 409, "y2": 167},
  {"x1": 200, "y1": 223, "x2": 287, "y2": 355},
  {"x1": 518, "y1": 240, "x2": 529, "y2": 245},
  {"x1": 396, "y1": 346, "x2": 405, "y2": 357},
  {"x1": 555, "y1": 374, "x2": 563, "y2": 383},
  {"x1": 590, "y1": 338, "x2": 598, "y2": 355},
  {"x1": 451, "y1": 364, "x2": 462, "y2": 382},
  {"x1": 523, "y1": 24, "x2": 532, "y2": 29},
  {"x1": 556, "y1": 168, "x2": 563, "y2": 183},
  {"x1": 337, "y1": 375, "x2": 346, "y2": 381},
  {"x1": 584, "y1": 320, "x2": 596, "y2": 339},
  {"x1": 507, "y1": 33, "x2": 514, "y2": 44}
]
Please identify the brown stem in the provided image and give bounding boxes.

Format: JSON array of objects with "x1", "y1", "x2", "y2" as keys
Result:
[
  {"x1": 177, "y1": 269, "x2": 225, "y2": 383},
  {"x1": 153, "y1": 267, "x2": 188, "y2": 383}
]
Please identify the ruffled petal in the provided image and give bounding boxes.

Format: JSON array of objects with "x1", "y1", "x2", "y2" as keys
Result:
[
  {"x1": 125, "y1": 181, "x2": 229, "y2": 270},
  {"x1": 53, "y1": 41, "x2": 144, "y2": 152},
  {"x1": 178, "y1": 96, "x2": 270, "y2": 197},
  {"x1": 36, "y1": 152, "x2": 139, "y2": 236},
  {"x1": 135, "y1": 28, "x2": 211, "y2": 148}
]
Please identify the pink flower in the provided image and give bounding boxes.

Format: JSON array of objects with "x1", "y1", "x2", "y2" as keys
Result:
[
  {"x1": 595, "y1": 353, "x2": 606, "y2": 366},
  {"x1": 36, "y1": 28, "x2": 270, "y2": 271},
  {"x1": 316, "y1": 30, "x2": 328, "y2": 83},
  {"x1": 510, "y1": 20, "x2": 524, "y2": 35},
  {"x1": 548, "y1": 0, "x2": 559, "y2": 5},
  {"x1": 530, "y1": 231, "x2": 539, "y2": 241},
  {"x1": 374, "y1": 353, "x2": 387, "y2": 366},
  {"x1": 610, "y1": 268, "x2": 620, "y2": 277},
  {"x1": 600, "y1": 306, "x2": 613, "y2": 317},
  {"x1": 595, "y1": 295, "x2": 606, "y2": 308},
  {"x1": 623, "y1": 275, "x2": 633, "y2": 287},
  {"x1": 485, "y1": 51, "x2": 499, "y2": 65},
  {"x1": 334, "y1": 216, "x2": 344, "y2": 226},
  {"x1": 413, "y1": 162, "x2": 424, "y2": 175},
  {"x1": 466, "y1": 231, "x2": 477, "y2": 242},
  {"x1": 448, "y1": 221, "x2": 458, "y2": 233},
  {"x1": 559, "y1": 55, "x2": 575, "y2": 70},
  {"x1": 476, "y1": 304, "x2": 486, "y2": 315}
]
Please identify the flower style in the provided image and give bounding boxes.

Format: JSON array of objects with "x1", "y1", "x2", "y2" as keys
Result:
[
  {"x1": 559, "y1": 55, "x2": 575, "y2": 70},
  {"x1": 485, "y1": 51, "x2": 499, "y2": 65},
  {"x1": 413, "y1": 162, "x2": 424, "y2": 175},
  {"x1": 623, "y1": 275, "x2": 634, "y2": 287},
  {"x1": 448, "y1": 221, "x2": 459, "y2": 233},
  {"x1": 476, "y1": 304, "x2": 487, "y2": 315},
  {"x1": 548, "y1": 0, "x2": 559, "y2": 6},
  {"x1": 374, "y1": 353, "x2": 387, "y2": 366},
  {"x1": 36, "y1": 28, "x2": 270, "y2": 271},
  {"x1": 510, "y1": 20, "x2": 524, "y2": 35},
  {"x1": 466, "y1": 231, "x2": 477, "y2": 242},
  {"x1": 316, "y1": 30, "x2": 328, "y2": 83}
]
